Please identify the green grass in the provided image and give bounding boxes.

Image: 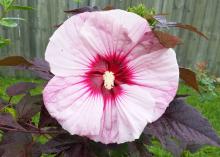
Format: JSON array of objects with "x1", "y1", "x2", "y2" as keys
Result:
[{"x1": 0, "y1": 76, "x2": 219, "y2": 157}]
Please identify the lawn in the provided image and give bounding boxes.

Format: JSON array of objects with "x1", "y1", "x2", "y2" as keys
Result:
[{"x1": 0, "y1": 76, "x2": 219, "y2": 157}]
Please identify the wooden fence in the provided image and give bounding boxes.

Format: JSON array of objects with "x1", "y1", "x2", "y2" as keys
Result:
[{"x1": 0, "y1": 0, "x2": 220, "y2": 77}]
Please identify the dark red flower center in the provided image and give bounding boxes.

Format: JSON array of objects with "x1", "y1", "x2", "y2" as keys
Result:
[{"x1": 83, "y1": 53, "x2": 134, "y2": 102}]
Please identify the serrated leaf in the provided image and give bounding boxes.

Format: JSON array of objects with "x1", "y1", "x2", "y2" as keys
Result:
[
  {"x1": 64, "y1": 6, "x2": 99, "y2": 15},
  {"x1": 179, "y1": 67, "x2": 199, "y2": 92},
  {"x1": 153, "y1": 30, "x2": 181, "y2": 48},
  {"x1": 6, "y1": 82, "x2": 37, "y2": 96},
  {"x1": 0, "y1": 113, "x2": 25, "y2": 130},
  {"x1": 0, "y1": 132, "x2": 33, "y2": 157},
  {"x1": 16, "y1": 94, "x2": 43, "y2": 120},
  {"x1": 0, "y1": 18, "x2": 17, "y2": 27},
  {"x1": 9, "y1": 5, "x2": 33, "y2": 10},
  {"x1": 144, "y1": 98, "x2": 220, "y2": 157},
  {"x1": 175, "y1": 24, "x2": 208, "y2": 40},
  {"x1": 0, "y1": 56, "x2": 33, "y2": 67}
]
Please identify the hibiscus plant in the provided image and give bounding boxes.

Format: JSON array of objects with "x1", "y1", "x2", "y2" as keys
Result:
[{"x1": 0, "y1": 4, "x2": 219, "y2": 157}]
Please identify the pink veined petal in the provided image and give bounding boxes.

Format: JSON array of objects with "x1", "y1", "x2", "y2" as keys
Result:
[
  {"x1": 128, "y1": 48, "x2": 179, "y2": 121},
  {"x1": 45, "y1": 10, "x2": 151, "y2": 77},
  {"x1": 45, "y1": 13, "x2": 94, "y2": 77},
  {"x1": 80, "y1": 10, "x2": 151, "y2": 56},
  {"x1": 43, "y1": 76, "x2": 103, "y2": 136},
  {"x1": 45, "y1": 41, "x2": 91, "y2": 77},
  {"x1": 128, "y1": 31, "x2": 165, "y2": 59},
  {"x1": 90, "y1": 84, "x2": 155, "y2": 144}
]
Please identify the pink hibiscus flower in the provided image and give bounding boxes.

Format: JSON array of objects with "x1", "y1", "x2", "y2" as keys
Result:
[{"x1": 43, "y1": 9, "x2": 179, "y2": 144}]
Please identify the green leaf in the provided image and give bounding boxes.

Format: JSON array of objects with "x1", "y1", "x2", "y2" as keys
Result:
[
  {"x1": 0, "y1": 17, "x2": 25, "y2": 28},
  {"x1": 2, "y1": 17, "x2": 25, "y2": 21},
  {"x1": 0, "y1": 18, "x2": 17, "y2": 27},
  {"x1": 4, "y1": 107, "x2": 17, "y2": 118},
  {"x1": 73, "y1": 0, "x2": 82, "y2": 4},
  {"x1": 9, "y1": 5, "x2": 33, "y2": 10},
  {"x1": 0, "y1": 0, "x2": 14, "y2": 9},
  {"x1": 127, "y1": 4, "x2": 157, "y2": 26},
  {"x1": 0, "y1": 37, "x2": 10, "y2": 48}
]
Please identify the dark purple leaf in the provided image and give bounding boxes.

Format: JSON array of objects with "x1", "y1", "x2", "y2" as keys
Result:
[
  {"x1": 0, "y1": 56, "x2": 33, "y2": 67},
  {"x1": 31, "y1": 143, "x2": 42, "y2": 157},
  {"x1": 40, "y1": 134, "x2": 82, "y2": 154},
  {"x1": 29, "y1": 58, "x2": 54, "y2": 80},
  {"x1": 6, "y1": 82, "x2": 37, "y2": 96},
  {"x1": 0, "y1": 149, "x2": 4, "y2": 156},
  {"x1": 54, "y1": 23, "x2": 63, "y2": 28},
  {"x1": 0, "y1": 132, "x2": 33, "y2": 157},
  {"x1": 0, "y1": 98, "x2": 7, "y2": 110},
  {"x1": 162, "y1": 136, "x2": 186, "y2": 157},
  {"x1": 144, "y1": 98, "x2": 220, "y2": 156},
  {"x1": 0, "y1": 56, "x2": 53, "y2": 80},
  {"x1": 128, "y1": 142, "x2": 153, "y2": 157},
  {"x1": 16, "y1": 94, "x2": 43, "y2": 120},
  {"x1": 89, "y1": 143, "x2": 109, "y2": 157},
  {"x1": 0, "y1": 113, "x2": 25, "y2": 130},
  {"x1": 61, "y1": 144, "x2": 96, "y2": 157},
  {"x1": 186, "y1": 144, "x2": 204, "y2": 153},
  {"x1": 39, "y1": 105, "x2": 60, "y2": 128},
  {"x1": 174, "y1": 94, "x2": 189, "y2": 99},
  {"x1": 30, "y1": 58, "x2": 50, "y2": 72},
  {"x1": 64, "y1": 6, "x2": 99, "y2": 15},
  {"x1": 12, "y1": 57, "x2": 54, "y2": 80}
]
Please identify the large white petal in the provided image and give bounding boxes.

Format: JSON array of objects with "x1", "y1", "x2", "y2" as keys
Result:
[
  {"x1": 128, "y1": 48, "x2": 179, "y2": 121},
  {"x1": 90, "y1": 84, "x2": 155, "y2": 144},
  {"x1": 45, "y1": 10, "x2": 151, "y2": 77},
  {"x1": 43, "y1": 76, "x2": 103, "y2": 136}
]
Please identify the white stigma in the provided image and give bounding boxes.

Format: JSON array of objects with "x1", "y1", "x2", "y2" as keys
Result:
[{"x1": 103, "y1": 71, "x2": 115, "y2": 90}]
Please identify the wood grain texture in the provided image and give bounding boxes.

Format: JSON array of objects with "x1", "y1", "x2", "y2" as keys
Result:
[{"x1": 0, "y1": 0, "x2": 219, "y2": 77}]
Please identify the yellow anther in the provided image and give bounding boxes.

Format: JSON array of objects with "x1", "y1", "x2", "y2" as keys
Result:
[{"x1": 103, "y1": 71, "x2": 115, "y2": 90}]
